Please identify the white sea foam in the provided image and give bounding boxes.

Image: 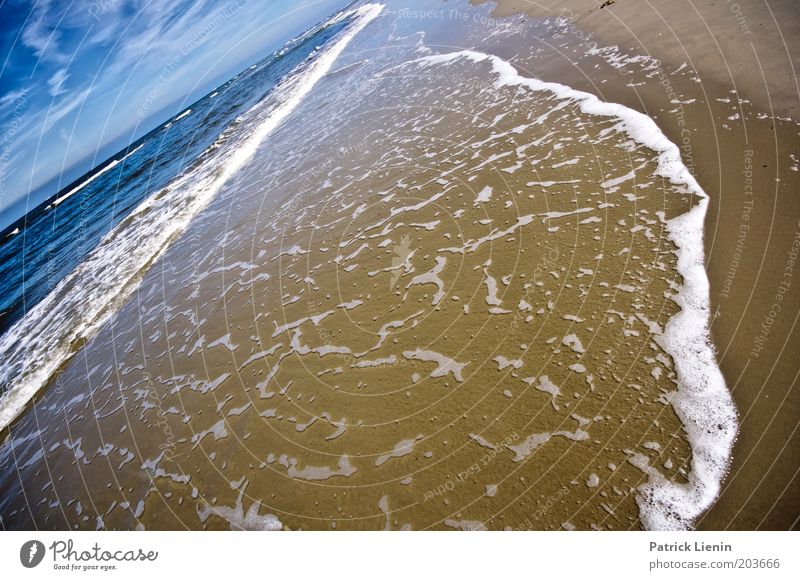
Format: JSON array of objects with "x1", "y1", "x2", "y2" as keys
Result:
[
  {"x1": 0, "y1": 3, "x2": 385, "y2": 433},
  {"x1": 286, "y1": 454, "x2": 357, "y2": 480},
  {"x1": 48, "y1": 144, "x2": 144, "y2": 208},
  {"x1": 173, "y1": 108, "x2": 192, "y2": 121},
  {"x1": 197, "y1": 483, "x2": 282, "y2": 530},
  {"x1": 474, "y1": 185, "x2": 492, "y2": 204},
  {"x1": 375, "y1": 435, "x2": 422, "y2": 467},
  {"x1": 405, "y1": 256, "x2": 447, "y2": 305},
  {"x1": 411, "y1": 50, "x2": 737, "y2": 530},
  {"x1": 402, "y1": 348, "x2": 468, "y2": 382},
  {"x1": 444, "y1": 518, "x2": 487, "y2": 531}
]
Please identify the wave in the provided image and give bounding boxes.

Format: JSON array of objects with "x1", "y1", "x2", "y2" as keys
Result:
[
  {"x1": 173, "y1": 109, "x2": 192, "y2": 122},
  {"x1": 0, "y1": 3, "x2": 384, "y2": 432},
  {"x1": 47, "y1": 144, "x2": 144, "y2": 209},
  {"x1": 411, "y1": 50, "x2": 737, "y2": 530}
]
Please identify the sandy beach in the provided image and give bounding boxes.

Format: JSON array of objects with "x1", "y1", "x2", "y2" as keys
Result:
[
  {"x1": 475, "y1": 0, "x2": 800, "y2": 529},
  {"x1": 0, "y1": 0, "x2": 796, "y2": 532}
]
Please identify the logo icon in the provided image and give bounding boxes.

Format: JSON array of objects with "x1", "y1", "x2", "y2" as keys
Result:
[{"x1": 20, "y1": 540, "x2": 45, "y2": 568}]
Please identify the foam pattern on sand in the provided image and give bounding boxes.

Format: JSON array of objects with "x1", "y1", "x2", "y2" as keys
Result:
[{"x1": 412, "y1": 50, "x2": 736, "y2": 530}]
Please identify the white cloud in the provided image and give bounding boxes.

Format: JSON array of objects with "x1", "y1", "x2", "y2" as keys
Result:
[
  {"x1": 47, "y1": 69, "x2": 70, "y2": 97},
  {"x1": 0, "y1": 88, "x2": 29, "y2": 111},
  {"x1": 21, "y1": 0, "x2": 67, "y2": 63},
  {"x1": 42, "y1": 88, "x2": 91, "y2": 133}
]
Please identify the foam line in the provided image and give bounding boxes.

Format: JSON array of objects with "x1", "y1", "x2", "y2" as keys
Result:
[{"x1": 411, "y1": 50, "x2": 737, "y2": 530}]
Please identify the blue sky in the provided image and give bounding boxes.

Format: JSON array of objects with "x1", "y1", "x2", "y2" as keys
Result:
[{"x1": 0, "y1": 0, "x2": 349, "y2": 223}]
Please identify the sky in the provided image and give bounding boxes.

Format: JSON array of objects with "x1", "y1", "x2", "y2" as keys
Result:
[{"x1": 0, "y1": 0, "x2": 350, "y2": 225}]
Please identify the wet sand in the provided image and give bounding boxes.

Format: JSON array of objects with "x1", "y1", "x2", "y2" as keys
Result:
[
  {"x1": 0, "y1": 0, "x2": 796, "y2": 531},
  {"x1": 476, "y1": 0, "x2": 800, "y2": 530},
  {"x1": 0, "y1": 47, "x2": 704, "y2": 530}
]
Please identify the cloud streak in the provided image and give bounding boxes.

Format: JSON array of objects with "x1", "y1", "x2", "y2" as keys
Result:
[
  {"x1": 20, "y1": 0, "x2": 67, "y2": 63},
  {"x1": 47, "y1": 68, "x2": 70, "y2": 96}
]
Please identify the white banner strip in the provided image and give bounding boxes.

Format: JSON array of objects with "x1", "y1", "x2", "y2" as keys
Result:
[{"x1": 1, "y1": 531, "x2": 798, "y2": 578}]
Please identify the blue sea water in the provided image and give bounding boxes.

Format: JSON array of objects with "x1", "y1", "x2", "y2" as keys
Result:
[{"x1": 0, "y1": 14, "x2": 350, "y2": 340}]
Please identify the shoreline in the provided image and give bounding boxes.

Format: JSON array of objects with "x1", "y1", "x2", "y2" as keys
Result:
[
  {"x1": 475, "y1": 0, "x2": 800, "y2": 529},
  {"x1": 0, "y1": 0, "x2": 796, "y2": 531}
]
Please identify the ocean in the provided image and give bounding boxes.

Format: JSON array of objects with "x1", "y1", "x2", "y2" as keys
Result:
[{"x1": 0, "y1": 0, "x2": 735, "y2": 531}]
